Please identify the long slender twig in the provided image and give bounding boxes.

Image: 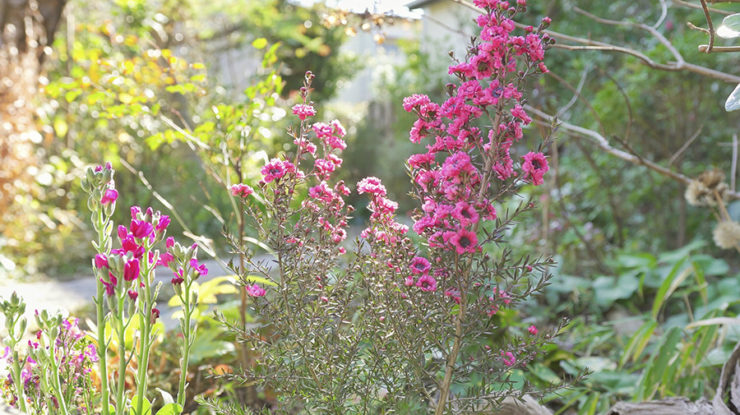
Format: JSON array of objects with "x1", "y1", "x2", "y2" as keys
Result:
[
  {"x1": 733, "y1": 134, "x2": 738, "y2": 192},
  {"x1": 674, "y1": 0, "x2": 732, "y2": 15},
  {"x1": 668, "y1": 124, "x2": 704, "y2": 166},
  {"x1": 526, "y1": 105, "x2": 740, "y2": 199},
  {"x1": 700, "y1": 0, "x2": 716, "y2": 52}
]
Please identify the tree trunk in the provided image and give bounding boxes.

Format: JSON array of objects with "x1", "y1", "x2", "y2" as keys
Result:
[{"x1": 0, "y1": 0, "x2": 65, "y2": 220}]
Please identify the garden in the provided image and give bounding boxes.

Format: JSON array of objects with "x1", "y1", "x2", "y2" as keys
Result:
[{"x1": 1, "y1": 0, "x2": 740, "y2": 414}]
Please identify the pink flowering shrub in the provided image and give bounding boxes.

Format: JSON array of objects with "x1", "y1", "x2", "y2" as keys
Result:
[{"x1": 218, "y1": 1, "x2": 559, "y2": 412}]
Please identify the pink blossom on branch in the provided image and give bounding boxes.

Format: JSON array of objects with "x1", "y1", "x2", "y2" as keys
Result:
[
  {"x1": 521, "y1": 152, "x2": 549, "y2": 185},
  {"x1": 291, "y1": 104, "x2": 316, "y2": 120}
]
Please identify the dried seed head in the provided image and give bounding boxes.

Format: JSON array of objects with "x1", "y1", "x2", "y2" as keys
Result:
[
  {"x1": 685, "y1": 169, "x2": 728, "y2": 206},
  {"x1": 713, "y1": 220, "x2": 740, "y2": 250}
]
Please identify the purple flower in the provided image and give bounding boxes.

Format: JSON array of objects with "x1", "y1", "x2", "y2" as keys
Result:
[
  {"x1": 123, "y1": 258, "x2": 140, "y2": 282},
  {"x1": 130, "y1": 219, "x2": 154, "y2": 239},
  {"x1": 94, "y1": 254, "x2": 108, "y2": 269},
  {"x1": 100, "y1": 188, "x2": 118, "y2": 205}
]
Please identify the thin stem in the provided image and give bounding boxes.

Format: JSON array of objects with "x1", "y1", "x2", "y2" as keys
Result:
[
  {"x1": 95, "y1": 209, "x2": 111, "y2": 415},
  {"x1": 176, "y1": 285, "x2": 193, "y2": 408},
  {"x1": 115, "y1": 296, "x2": 127, "y2": 415},
  {"x1": 135, "y1": 244, "x2": 154, "y2": 415}
]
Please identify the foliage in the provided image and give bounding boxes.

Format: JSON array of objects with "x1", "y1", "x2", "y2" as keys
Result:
[{"x1": 194, "y1": 0, "x2": 358, "y2": 102}]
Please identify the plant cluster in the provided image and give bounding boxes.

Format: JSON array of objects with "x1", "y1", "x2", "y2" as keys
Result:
[{"x1": 210, "y1": 1, "x2": 560, "y2": 413}]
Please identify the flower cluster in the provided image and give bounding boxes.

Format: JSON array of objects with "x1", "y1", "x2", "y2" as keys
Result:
[
  {"x1": 402, "y1": 1, "x2": 552, "y2": 258},
  {"x1": 1, "y1": 310, "x2": 97, "y2": 413}
]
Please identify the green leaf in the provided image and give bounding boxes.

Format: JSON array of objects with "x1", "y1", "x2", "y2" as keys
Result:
[
  {"x1": 155, "y1": 403, "x2": 182, "y2": 415},
  {"x1": 619, "y1": 320, "x2": 657, "y2": 368},
  {"x1": 129, "y1": 395, "x2": 152, "y2": 415},
  {"x1": 651, "y1": 258, "x2": 690, "y2": 319},
  {"x1": 717, "y1": 13, "x2": 740, "y2": 38},
  {"x1": 636, "y1": 326, "x2": 682, "y2": 400},
  {"x1": 726, "y1": 84, "x2": 740, "y2": 112},
  {"x1": 252, "y1": 37, "x2": 268, "y2": 50}
]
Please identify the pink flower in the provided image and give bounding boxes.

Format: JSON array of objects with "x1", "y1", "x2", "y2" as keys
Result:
[
  {"x1": 402, "y1": 94, "x2": 431, "y2": 112},
  {"x1": 100, "y1": 189, "x2": 118, "y2": 205},
  {"x1": 404, "y1": 276, "x2": 415, "y2": 286},
  {"x1": 172, "y1": 269, "x2": 185, "y2": 285},
  {"x1": 292, "y1": 104, "x2": 316, "y2": 120},
  {"x1": 357, "y1": 177, "x2": 387, "y2": 196},
  {"x1": 502, "y1": 351, "x2": 516, "y2": 367},
  {"x1": 416, "y1": 274, "x2": 437, "y2": 292},
  {"x1": 409, "y1": 256, "x2": 431, "y2": 275},
  {"x1": 123, "y1": 258, "x2": 140, "y2": 282},
  {"x1": 158, "y1": 251, "x2": 174, "y2": 267},
  {"x1": 190, "y1": 258, "x2": 208, "y2": 276},
  {"x1": 166, "y1": 236, "x2": 175, "y2": 249},
  {"x1": 452, "y1": 202, "x2": 479, "y2": 226},
  {"x1": 521, "y1": 152, "x2": 549, "y2": 186},
  {"x1": 246, "y1": 284, "x2": 266, "y2": 297},
  {"x1": 156, "y1": 215, "x2": 170, "y2": 233},
  {"x1": 94, "y1": 254, "x2": 108, "y2": 269},
  {"x1": 130, "y1": 206, "x2": 141, "y2": 220},
  {"x1": 230, "y1": 184, "x2": 254, "y2": 198},
  {"x1": 130, "y1": 219, "x2": 154, "y2": 239},
  {"x1": 447, "y1": 228, "x2": 478, "y2": 254},
  {"x1": 128, "y1": 290, "x2": 138, "y2": 301},
  {"x1": 261, "y1": 159, "x2": 295, "y2": 183},
  {"x1": 528, "y1": 325, "x2": 538, "y2": 335}
]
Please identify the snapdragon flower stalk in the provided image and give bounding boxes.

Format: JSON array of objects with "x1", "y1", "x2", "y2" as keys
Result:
[
  {"x1": 81, "y1": 162, "x2": 116, "y2": 414},
  {"x1": 84, "y1": 163, "x2": 194, "y2": 414}
]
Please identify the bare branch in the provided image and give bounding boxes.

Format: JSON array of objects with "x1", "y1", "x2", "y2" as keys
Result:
[
  {"x1": 654, "y1": 0, "x2": 668, "y2": 29},
  {"x1": 675, "y1": 0, "x2": 732, "y2": 16},
  {"x1": 525, "y1": 105, "x2": 740, "y2": 200},
  {"x1": 668, "y1": 124, "x2": 704, "y2": 166},
  {"x1": 699, "y1": 0, "x2": 716, "y2": 52}
]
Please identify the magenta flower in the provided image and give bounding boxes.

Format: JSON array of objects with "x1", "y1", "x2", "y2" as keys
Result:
[
  {"x1": 123, "y1": 258, "x2": 140, "y2": 282},
  {"x1": 501, "y1": 351, "x2": 516, "y2": 367},
  {"x1": 166, "y1": 236, "x2": 175, "y2": 249},
  {"x1": 171, "y1": 269, "x2": 184, "y2": 285},
  {"x1": 230, "y1": 184, "x2": 254, "y2": 198},
  {"x1": 246, "y1": 284, "x2": 266, "y2": 297},
  {"x1": 291, "y1": 104, "x2": 316, "y2": 120},
  {"x1": 130, "y1": 206, "x2": 141, "y2": 219},
  {"x1": 409, "y1": 256, "x2": 431, "y2": 275},
  {"x1": 151, "y1": 308, "x2": 160, "y2": 323},
  {"x1": 156, "y1": 215, "x2": 170, "y2": 233},
  {"x1": 101, "y1": 273, "x2": 117, "y2": 296},
  {"x1": 94, "y1": 254, "x2": 108, "y2": 269},
  {"x1": 447, "y1": 228, "x2": 478, "y2": 255},
  {"x1": 100, "y1": 188, "x2": 118, "y2": 205},
  {"x1": 528, "y1": 325, "x2": 538, "y2": 335},
  {"x1": 190, "y1": 258, "x2": 208, "y2": 276},
  {"x1": 158, "y1": 251, "x2": 174, "y2": 267},
  {"x1": 130, "y1": 219, "x2": 154, "y2": 239},
  {"x1": 416, "y1": 274, "x2": 438, "y2": 292},
  {"x1": 521, "y1": 152, "x2": 549, "y2": 186},
  {"x1": 127, "y1": 290, "x2": 138, "y2": 301}
]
